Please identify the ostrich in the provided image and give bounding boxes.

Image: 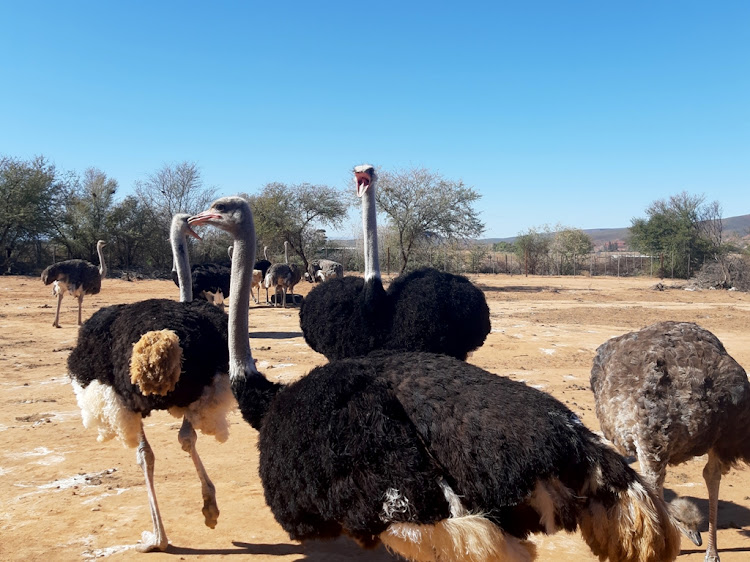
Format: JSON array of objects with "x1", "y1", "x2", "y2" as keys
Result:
[
  {"x1": 172, "y1": 262, "x2": 231, "y2": 310},
  {"x1": 189, "y1": 195, "x2": 680, "y2": 562},
  {"x1": 590, "y1": 321, "x2": 750, "y2": 562},
  {"x1": 41, "y1": 239, "x2": 107, "y2": 328},
  {"x1": 264, "y1": 242, "x2": 301, "y2": 307},
  {"x1": 300, "y1": 164, "x2": 490, "y2": 361},
  {"x1": 305, "y1": 259, "x2": 344, "y2": 283},
  {"x1": 67, "y1": 214, "x2": 233, "y2": 552}
]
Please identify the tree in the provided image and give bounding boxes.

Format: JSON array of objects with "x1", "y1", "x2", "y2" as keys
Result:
[
  {"x1": 134, "y1": 162, "x2": 217, "y2": 269},
  {"x1": 0, "y1": 155, "x2": 73, "y2": 272},
  {"x1": 515, "y1": 227, "x2": 551, "y2": 275},
  {"x1": 60, "y1": 168, "x2": 118, "y2": 261},
  {"x1": 552, "y1": 226, "x2": 593, "y2": 275},
  {"x1": 248, "y1": 182, "x2": 349, "y2": 270},
  {"x1": 375, "y1": 167, "x2": 484, "y2": 274},
  {"x1": 629, "y1": 192, "x2": 721, "y2": 279}
]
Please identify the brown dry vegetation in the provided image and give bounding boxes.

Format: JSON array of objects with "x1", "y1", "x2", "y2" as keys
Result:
[{"x1": 2, "y1": 274, "x2": 750, "y2": 561}]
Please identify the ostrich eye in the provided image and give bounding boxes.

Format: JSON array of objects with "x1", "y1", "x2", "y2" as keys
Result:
[{"x1": 215, "y1": 204, "x2": 226, "y2": 212}]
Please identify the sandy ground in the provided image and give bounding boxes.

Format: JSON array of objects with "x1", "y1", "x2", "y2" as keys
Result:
[{"x1": 2, "y1": 273, "x2": 750, "y2": 562}]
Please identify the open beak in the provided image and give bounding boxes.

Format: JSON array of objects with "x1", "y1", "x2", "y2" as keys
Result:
[
  {"x1": 185, "y1": 223, "x2": 202, "y2": 240},
  {"x1": 355, "y1": 171, "x2": 371, "y2": 198}
]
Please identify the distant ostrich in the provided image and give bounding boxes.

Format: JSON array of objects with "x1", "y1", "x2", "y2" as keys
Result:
[
  {"x1": 254, "y1": 245, "x2": 271, "y2": 278},
  {"x1": 300, "y1": 164, "x2": 490, "y2": 361},
  {"x1": 591, "y1": 321, "x2": 750, "y2": 562},
  {"x1": 264, "y1": 242, "x2": 301, "y2": 307},
  {"x1": 41, "y1": 239, "x2": 107, "y2": 328},
  {"x1": 305, "y1": 259, "x2": 343, "y2": 283},
  {"x1": 172, "y1": 262, "x2": 231, "y2": 310},
  {"x1": 67, "y1": 214, "x2": 232, "y2": 552},
  {"x1": 190, "y1": 195, "x2": 680, "y2": 562}
]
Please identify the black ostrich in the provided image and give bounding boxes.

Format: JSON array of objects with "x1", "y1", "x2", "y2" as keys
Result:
[
  {"x1": 591, "y1": 321, "x2": 750, "y2": 562},
  {"x1": 190, "y1": 196, "x2": 680, "y2": 562},
  {"x1": 67, "y1": 213, "x2": 232, "y2": 552},
  {"x1": 172, "y1": 262, "x2": 232, "y2": 310},
  {"x1": 300, "y1": 164, "x2": 490, "y2": 361},
  {"x1": 41, "y1": 239, "x2": 107, "y2": 328}
]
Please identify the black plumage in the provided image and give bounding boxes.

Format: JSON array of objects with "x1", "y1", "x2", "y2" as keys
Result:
[
  {"x1": 191, "y1": 195, "x2": 680, "y2": 562},
  {"x1": 590, "y1": 321, "x2": 750, "y2": 561},
  {"x1": 172, "y1": 262, "x2": 231, "y2": 306},
  {"x1": 69, "y1": 298, "x2": 228, "y2": 414},
  {"x1": 300, "y1": 165, "x2": 490, "y2": 361},
  {"x1": 384, "y1": 266, "x2": 490, "y2": 359}
]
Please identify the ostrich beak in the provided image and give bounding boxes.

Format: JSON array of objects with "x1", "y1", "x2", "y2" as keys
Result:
[
  {"x1": 188, "y1": 211, "x2": 221, "y2": 227},
  {"x1": 355, "y1": 171, "x2": 371, "y2": 198},
  {"x1": 185, "y1": 223, "x2": 202, "y2": 241}
]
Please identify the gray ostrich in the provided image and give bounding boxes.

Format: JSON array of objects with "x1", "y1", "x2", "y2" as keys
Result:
[
  {"x1": 190, "y1": 196, "x2": 681, "y2": 562},
  {"x1": 590, "y1": 321, "x2": 750, "y2": 562},
  {"x1": 305, "y1": 258, "x2": 343, "y2": 283},
  {"x1": 41, "y1": 239, "x2": 107, "y2": 327},
  {"x1": 264, "y1": 242, "x2": 301, "y2": 307},
  {"x1": 67, "y1": 214, "x2": 232, "y2": 552}
]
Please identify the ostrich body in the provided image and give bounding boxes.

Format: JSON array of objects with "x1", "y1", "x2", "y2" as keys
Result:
[
  {"x1": 172, "y1": 262, "x2": 231, "y2": 309},
  {"x1": 264, "y1": 242, "x2": 301, "y2": 307},
  {"x1": 305, "y1": 258, "x2": 344, "y2": 282},
  {"x1": 67, "y1": 214, "x2": 233, "y2": 552},
  {"x1": 300, "y1": 165, "x2": 490, "y2": 361},
  {"x1": 591, "y1": 321, "x2": 750, "y2": 562},
  {"x1": 190, "y1": 196, "x2": 680, "y2": 562},
  {"x1": 41, "y1": 239, "x2": 107, "y2": 327}
]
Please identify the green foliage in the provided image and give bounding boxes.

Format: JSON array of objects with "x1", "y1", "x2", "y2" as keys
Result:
[
  {"x1": 493, "y1": 241, "x2": 516, "y2": 253},
  {"x1": 629, "y1": 192, "x2": 721, "y2": 279},
  {"x1": 0, "y1": 155, "x2": 73, "y2": 272},
  {"x1": 514, "y1": 228, "x2": 550, "y2": 275},
  {"x1": 375, "y1": 167, "x2": 484, "y2": 274},
  {"x1": 247, "y1": 182, "x2": 349, "y2": 269}
]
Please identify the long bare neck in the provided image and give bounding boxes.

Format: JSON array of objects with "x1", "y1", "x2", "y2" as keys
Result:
[
  {"x1": 97, "y1": 244, "x2": 107, "y2": 278},
  {"x1": 362, "y1": 183, "x2": 380, "y2": 282},
  {"x1": 284, "y1": 242, "x2": 288, "y2": 264},
  {"x1": 170, "y1": 226, "x2": 192, "y2": 302},
  {"x1": 229, "y1": 224, "x2": 255, "y2": 380}
]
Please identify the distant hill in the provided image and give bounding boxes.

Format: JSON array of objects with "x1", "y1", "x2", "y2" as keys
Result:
[{"x1": 479, "y1": 213, "x2": 750, "y2": 249}]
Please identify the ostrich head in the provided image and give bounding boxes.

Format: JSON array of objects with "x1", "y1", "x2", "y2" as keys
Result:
[
  {"x1": 668, "y1": 497, "x2": 704, "y2": 547},
  {"x1": 354, "y1": 164, "x2": 376, "y2": 198},
  {"x1": 188, "y1": 197, "x2": 253, "y2": 239},
  {"x1": 96, "y1": 240, "x2": 107, "y2": 250}
]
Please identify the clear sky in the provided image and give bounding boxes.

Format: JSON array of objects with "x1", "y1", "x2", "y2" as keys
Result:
[{"x1": 1, "y1": 1, "x2": 748, "y2": 239}]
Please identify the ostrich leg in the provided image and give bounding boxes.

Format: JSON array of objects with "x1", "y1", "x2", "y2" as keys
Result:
[
  {"x1": 77, "y1": 294, "x2": 84, "y2": 326},
  {"x1": 178, "y1": 418, "x2": 219, "y2": 528},
  {"x1": 703, "y1": 450, "x2": 722, "y2": 562},
  {"x1": 52, "y1": 292, "x2": 63, "y2": 328},
  {"x1": 135, "y1": 425, "x2": 168, "y2": 552}
]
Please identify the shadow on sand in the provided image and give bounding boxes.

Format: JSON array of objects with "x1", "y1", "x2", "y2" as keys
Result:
[{"x1": 165, "y1": 537, "x2": 399, "y2": 560}]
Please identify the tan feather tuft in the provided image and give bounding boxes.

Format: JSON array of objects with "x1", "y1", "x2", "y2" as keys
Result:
[{"x1": 130, "y1": 329, "x2": 183, "y2": 396}]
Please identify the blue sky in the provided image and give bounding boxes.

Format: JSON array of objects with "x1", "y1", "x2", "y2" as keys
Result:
[{"x1": 1, "y1": 1, "x2": 748, "y2": 239}]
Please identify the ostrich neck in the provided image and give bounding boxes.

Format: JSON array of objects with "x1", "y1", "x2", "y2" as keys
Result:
[
  {"x1": 97, "y1": 244, "x2": 107, "y2": 278},
  {"x1": 362, "y1": 184, "x2": 380, "y2": 281},
  {"x1": 171, "y1": 227, "x2": 192, "y2": 303},
  {"x1": 228, "y1": 234, "x2": 255, "y2": 380}
]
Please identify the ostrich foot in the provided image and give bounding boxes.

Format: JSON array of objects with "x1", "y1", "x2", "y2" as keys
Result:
[
  {"x1": 705, "y1": 555, "x2": 719, "y2": 562},
  {"x1": 137, "y1": 530, "x2": 168, "y2": 552},
  {"x1": 202, "y1": 494, "x2": 220, "y2": 528}
]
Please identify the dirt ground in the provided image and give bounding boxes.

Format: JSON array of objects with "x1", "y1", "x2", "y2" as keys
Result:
[{"x1": 2, "y1": 273, "x2": 750, "y2": 562}]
